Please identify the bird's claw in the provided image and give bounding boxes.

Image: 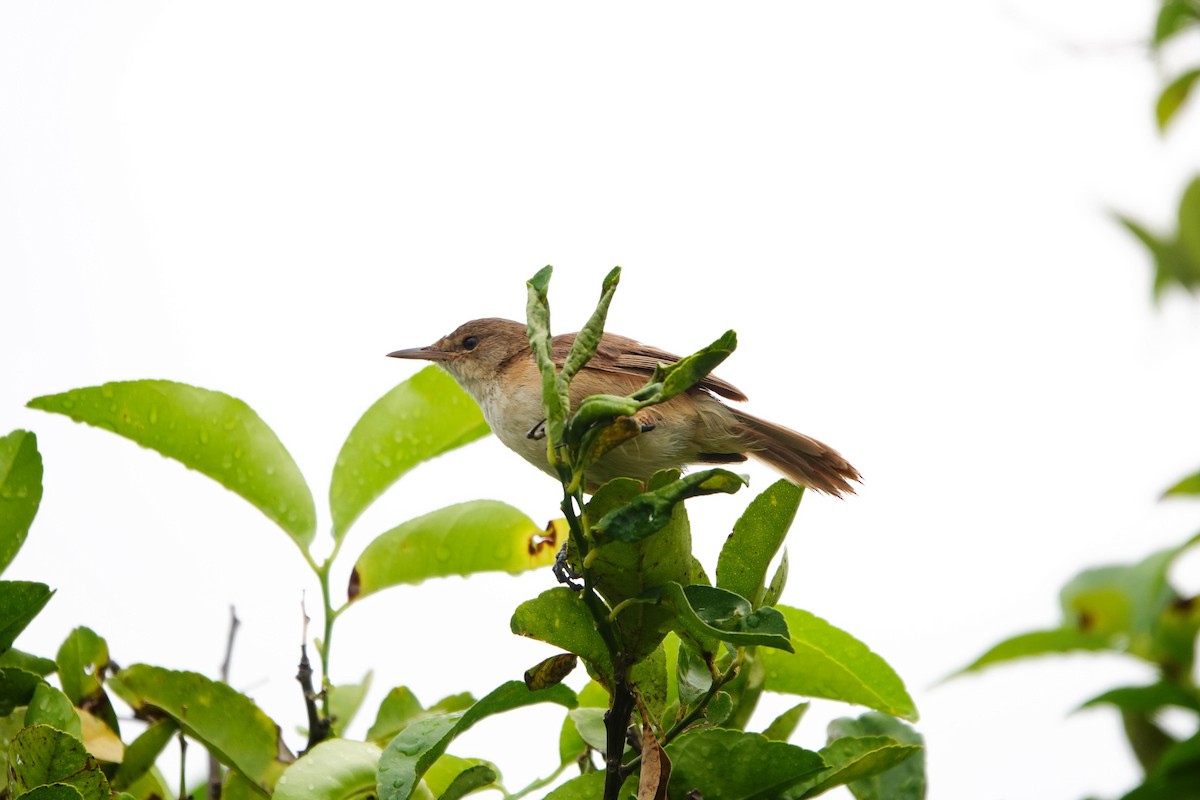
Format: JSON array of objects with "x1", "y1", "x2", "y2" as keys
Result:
[{"x1": 553, "y1": 544, "x2": 583, "y2": 590}]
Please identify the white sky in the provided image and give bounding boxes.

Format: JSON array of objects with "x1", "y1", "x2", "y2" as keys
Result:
[{"x1": 3, "y1": 2, "x2": 1200, "y2": 798}]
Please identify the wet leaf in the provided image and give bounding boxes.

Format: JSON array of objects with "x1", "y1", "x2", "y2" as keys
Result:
[
  {"x1": 376, "y1": 681, "x2": 576, "y2": 800},
  {"x1": 0, "y1": 581, "x2": 54, "y2": 654},
  {"x1": 762, "y1": 606, "x2": 916, "y2": 721},
  {"x1": 17, "y1": 785, "x2": 86, "y2": 800},
  {"x1": 0, "y1": 648, "x2": 56, "y2": 676},
  {"x1": 786, "y1": 735, "x2": 921, "y2": 799},
  {"x1": 26, "y1": 683, "x2": 81, "y2": 740},
  {"x1": 55, "y1": 627, "x2": 108, "y2": 707},
  {"x1": 107, "y1": 664, "x2": 289, "y2": 792},
  {"x1": 650, "y1": 583, "x2": 793, "y2": 656},
  {"x1": 762, "y1": 549, "x2": 790, "y2": 609},
  {"x1": 666, "y1": 728, "x2": 825, "y2": 798},
  {"x1": 511, "y1": 587, "x2": 612, "y2": 680},
  {"x1": 717, "y1": 480, "x2": 802, "y2": 607},
  {"x1": 824, "y1": 714, "x2": 925, "y2": 800},
  {"x1": 594, "y1": 469, "x2": 746, "y2": 544},
  {"x1": 587, "y1": 474, "x2": 695, "y2": 665},
  {"x1": 9, "y1": 724, "x2": 109, "y2": 800},
  {"x1": 0, "y1": 430, "x2": 42, "y2": 576},
  {"x1": 349, "y1": 502, "x2": 559, "y2": 601},
  {"x1": 274, "y1": 738, "x2": 381, "y2": 800},
  {"x1": 28, "y1": 381, "x2": 316, "y2": 552},
  {"x1": 329, "y1": 367, "x2": 489, "y2": 540}
]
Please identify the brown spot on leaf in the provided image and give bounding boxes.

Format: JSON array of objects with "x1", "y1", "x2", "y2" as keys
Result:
[{"x1": 347, "y1": 568, "x2": 361, "y2": 602}]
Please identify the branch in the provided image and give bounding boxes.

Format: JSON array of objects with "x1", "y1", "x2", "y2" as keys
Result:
[
  {"x1": 209, "y1": 606, "x2": 240, "y2": 799},
  {"x1": 298, "y1": 599, "x2": 331, "y2": 754}
]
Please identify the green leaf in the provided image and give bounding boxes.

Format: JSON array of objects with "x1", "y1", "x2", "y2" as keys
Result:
[
  {"x1": 652, "y1": 329, "x2": 738, "y2": 404},
  {"x1": 1057, "y1": 536, "x2": 1200, "y2": 667},
  {"x1": 952, "y1": 627, "x2": 1116, "y2": 675},
  {"x1": 586, "y1": 474, "x2": 696, "y2": 665},
  {"x1": 1079, "y1": 681, "x2": 1200, "y2": 714},
  {"x1": 55, "y1": 628, "x2": 108, "y2": 707},
  {"x1": 0, "y1": 649, "x2": 56, "y2": 677},
  {"x1": 366, "y1": 687, "x2": 424, "y2": 744},
  {"x1": 9, "y1": 725, "x2": 109, "y2": 800},
  {"x1": 0, "y1": 430, "x2": 42, "y2": 576},
  {"x1": 763, "y1": 549, "x2": 789, "y2": 609},
  {"x1": 560, "y1": 266, "x2": 621, "y2": 388},
  {"x1": 558, "y1": 681, "x2": 607, "y2": 765},
  {"x1": 0, "y1": 582, "x2": 54, "y2": 654},
  {"x1": 594, "y1": 469, "x2": 746, "y2": 544},
  {"x1": 667, "y1": 729, "x2": 825, "y2": 799},
  {"x1": 376, "y1": 681, "x2": 576, "y2": 800},
  {"x1": 422, "y1": 755, "x2": 499, "y2": 799},
  {"x1": 1157, "y1": 69, "x2": 1200, "y2": 132},
  {"x1": 0, "y1": 667, "x2": 43, "y2": 715},
  {"x1": 274, "y1": 739, "x2": 381, "y2": 800},
  {"x1": 825, "y1": 714, "x2": 925, "y2": 800},
  {"x1": 18, "y1": 785, "x2": 87, "y2": 800},
  {"x1": 762, "y1": 605, "x2": 916, "y2": 721},
  {"x1": 542, "y1": 772, "x2": 607, "y2": 800},
  {"x1": 1115, "y1": 212, "x2": 1200, "y2": 299},
  {"x1": 763, "y1": 701, "x2": 810, "y2": 742},
  {"x1": 349, "y1": 501, "x2": 559, "y2": 601},
  {"x1": 786, "y1": 736, "x2": 922, "y2": 799},
  {"x1": 511, "y1": 587, "x2": 613, "y2": 680},
  {"x1": 438, "y1": 765, "x2": 497, "y2": 800},
  {"x1": 1155, "y1": 0, "x2": 1200, "y2": 47},
  {"x1": 328, "y1": 671, "x2": 373, "y2": 737},
  {"x1": 717, "y1": 480, "x2": 802, "y2": 606},
  {"x1": 1178, "y1": 177, "x2": 1200, "y2": 281},
  {"x1": 1165, "y1": 467, "x2": 1200, "y2": 497},
  {"x1": 650, "y1": 583, "x2": 794, "y2": 656},
  {"x1": 675, "y1": 639, "x2": 711, "y2": 705},
  {"x1": 565, "y1": 708, "x2": 609, "y2": 754},
  {"x1": 329, "y1": 367, "x2": 490, "y2": 540},
  {"x1": 526, "y1": 266, "x2": 567, "y2": 464},
  {"x1": 113, "y1": 719, "x2": 177, "y2": 791},
  {"x1": 26, "y1": 684, "x2": 81, "y2": 740},
  {"x1": 107, "y1": 664, "x2": 288, "y2": 792},
  {"x1": 28, "y1": 381, "x2": 316, "y2": 551},
  {"x1": 222, "y1": 770, "x2": 265, "y2": 800}
]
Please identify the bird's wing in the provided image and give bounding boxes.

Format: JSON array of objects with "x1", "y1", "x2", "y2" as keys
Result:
[{"x1": 552, "y1": 331, "x2": 748, "y2": 402}]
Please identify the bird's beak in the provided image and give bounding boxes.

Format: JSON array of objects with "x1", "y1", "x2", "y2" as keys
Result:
[{"x1": 387, "y1": 346, "x2": 448, "y2": 361}]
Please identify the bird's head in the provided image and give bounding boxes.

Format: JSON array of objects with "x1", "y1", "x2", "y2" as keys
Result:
[{"x1": 388, "y1": 317, "x2": 530, "y2": 399}]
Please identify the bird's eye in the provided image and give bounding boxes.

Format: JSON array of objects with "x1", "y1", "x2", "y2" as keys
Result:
[{"x1": 462, "y1": 335, "x2": 479, "y2": 350}]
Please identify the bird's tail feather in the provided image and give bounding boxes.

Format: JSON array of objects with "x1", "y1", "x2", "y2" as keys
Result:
[{"x1": 730, "y1": 410, "x2": 861, "y2": 496}]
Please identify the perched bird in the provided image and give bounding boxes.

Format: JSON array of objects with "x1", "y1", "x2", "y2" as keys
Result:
[{"x1": 389, "y1": 318, "x2": 860, "y2": 495}]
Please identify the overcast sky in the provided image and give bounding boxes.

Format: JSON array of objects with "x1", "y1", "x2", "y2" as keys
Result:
[{"x1": 3, "y1": 2, "x2": 1200, "y2": 798}]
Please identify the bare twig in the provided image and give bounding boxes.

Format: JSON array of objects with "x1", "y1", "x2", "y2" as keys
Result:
[
  {"x1": 209, "y1": 606, "x2": 240, "y2": 799},
  {"x1": 298, "y1": 596, "x2": 330, "y2": 754}
]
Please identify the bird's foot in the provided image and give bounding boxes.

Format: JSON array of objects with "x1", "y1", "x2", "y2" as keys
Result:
[{"x1": 552, "y1": 544, "x2": 583, "y2": 590}]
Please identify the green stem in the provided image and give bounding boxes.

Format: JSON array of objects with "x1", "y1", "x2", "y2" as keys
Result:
[{"x1": 620, "y1": 650, "x2": 744, "y2": 778}]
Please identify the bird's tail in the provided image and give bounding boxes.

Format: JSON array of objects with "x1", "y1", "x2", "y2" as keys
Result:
[{"x1": 729, "y1": 409, "x2": 861, "y2": 497}]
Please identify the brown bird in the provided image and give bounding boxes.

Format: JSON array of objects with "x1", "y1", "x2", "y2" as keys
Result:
[{"x1": 388, "y1": 318, "x2": 860, "y2": 495}]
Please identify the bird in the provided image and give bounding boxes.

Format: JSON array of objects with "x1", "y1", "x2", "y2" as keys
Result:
[{"x1": 388, "y1": 317, "x2": 860, "y2": 496}]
